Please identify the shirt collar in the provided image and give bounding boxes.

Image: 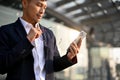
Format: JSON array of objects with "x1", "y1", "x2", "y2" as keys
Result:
[
  {"x1": 20, "y1": 17, "x2": 40, "y2": 28},
  {"x1": 19, "y1": 17, "x2": 33, "y2": 34},
  {"x1": 20, "y1": 17, "x2": 30, "y2": 27}
]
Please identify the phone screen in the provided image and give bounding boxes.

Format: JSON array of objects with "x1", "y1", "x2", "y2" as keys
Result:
[{"x1": 74, "y1": 30, "x2": 87, "y2": 44}]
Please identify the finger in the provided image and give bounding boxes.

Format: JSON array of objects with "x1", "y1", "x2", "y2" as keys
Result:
[
  {"x1": 35, "y1": 26, "x2": 42, "y2": 34},
  {"x1": 35, "y1": 25, "x2": 42, "y2": 32},
  {"x1": 69, "y1": 44, "x2": 78, "y2": 56},
  {"x1": 72, "y1": 42, "x2": 78, "y2": 49},
  {"x1": 71, "y1": 42, "x2": 79, "y2": 53},
  {"x1": 36, "y1": 26, "x2": 40, "y2": 31},
  {"x1": 69, "y1": 47, "x2": 75, "y2": 56},
  {"x1": 27, "y1": 28, "x2": 37, "y2": 42},
  {"x1": 68, "y1": 46, "x2": 78, "y2": 59},
  {"x1": 77, "y1": 38, "x2": 82, "y2": 48},
  {"x1": 35, "y1": 30, "x2": 43, "y2": 39}
]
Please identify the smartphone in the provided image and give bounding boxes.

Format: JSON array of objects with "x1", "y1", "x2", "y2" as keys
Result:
[{"x1": 74, "y1": 30, "x2": 87, "y2": 44}]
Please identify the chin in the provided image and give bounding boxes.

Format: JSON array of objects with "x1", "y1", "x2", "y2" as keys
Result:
[
  {"x1": 38, "y1": 19, "x2": 42, "y2": 22},
  {"x1": 34, "y1": 19, "x2": 40, "y2": 23}
]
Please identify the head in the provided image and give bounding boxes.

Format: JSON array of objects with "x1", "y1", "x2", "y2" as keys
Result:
[{"x1": 21, "y1": 0, "x2": 47, "y2": 26}]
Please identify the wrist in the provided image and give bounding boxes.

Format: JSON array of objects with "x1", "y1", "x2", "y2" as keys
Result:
[{"x1": 27, "y1": 36, "x2": 32, "y2": 42}]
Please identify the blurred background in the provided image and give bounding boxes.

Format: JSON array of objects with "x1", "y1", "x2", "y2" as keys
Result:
[{"x1": 0, "y1": 0, "x2": 120, "y2": 80}]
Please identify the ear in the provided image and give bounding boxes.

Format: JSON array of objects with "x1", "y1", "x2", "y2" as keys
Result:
[{"x1": 22, "y1": 0, "x2": 28, "y2": 9}]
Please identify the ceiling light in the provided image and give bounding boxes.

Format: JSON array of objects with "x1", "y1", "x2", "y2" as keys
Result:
[
  {"x1": 103, "y1": 10, "x2": 108, "y2": 14},
  {"x1": 65, "y1": 9, "x2": 82, "y2": 16},
  {"x1": 97, "y1": 3, "x2": 102, "y2": 7},
  {"x1": 84, "y1": 7, "x2": 88, "y2": 11},
  {"x1": 75, "y1": 0, "x2": 85, "y2": 4},
  {"x1": 91, "y1": 13, "x2": 95, "y2": 17},
  {"x1": 112, "y1": 0, "x2": 120, "y2": 2},
  {"x1": 117, "y1": 6, "x2": 120, "y2": 10}
]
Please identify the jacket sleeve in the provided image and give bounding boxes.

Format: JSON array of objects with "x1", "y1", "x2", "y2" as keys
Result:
[
  {"x1": 0, "y1": 30, "x2": 34, "y2": 74},
  {"x1": 53, "y1": 55, "x2": 77, "y2": 72},
  {"x1": 52, "y1": 33, "x2": 77, "y2": 72}
]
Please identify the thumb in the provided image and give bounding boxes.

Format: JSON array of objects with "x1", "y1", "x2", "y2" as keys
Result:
[{"x1": 77, "y1": 38, "x2": 82, "y2": 48}]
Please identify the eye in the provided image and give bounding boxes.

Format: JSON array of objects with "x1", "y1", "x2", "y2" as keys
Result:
[
  {"x1": 37, "y1": 3, "x2": 42, "y2": 7},
  {"x1": 36, "y1": 2, "x2": 47, "y2": 9}
]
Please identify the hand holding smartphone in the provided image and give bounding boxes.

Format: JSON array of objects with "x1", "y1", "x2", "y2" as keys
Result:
[{"x1": 67, "y1": 31, "x2": 87, "y2": 59}]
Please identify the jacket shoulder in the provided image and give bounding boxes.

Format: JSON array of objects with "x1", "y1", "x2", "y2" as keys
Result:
[
  {"x1": 41, "y1": 25, "x2": 55, "y2": 36},
  {"x1": 42, "y1": 26, "x2": 53, "y2": 33},
  {"x1": 0, "y1": 22, "x2": 15, "y2": 33}
]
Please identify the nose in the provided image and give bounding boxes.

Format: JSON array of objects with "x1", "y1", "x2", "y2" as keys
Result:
[{"x1": 39, "y1": 8, "x2": 45, "y2": 14}]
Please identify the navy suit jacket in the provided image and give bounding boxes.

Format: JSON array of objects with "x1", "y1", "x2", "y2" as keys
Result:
[{"x1": 0, "y1": 18, "x2": 77, "y2": 80}]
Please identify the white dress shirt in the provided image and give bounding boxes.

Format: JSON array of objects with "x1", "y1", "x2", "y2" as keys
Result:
[{"x1": 20, "y1": 18, "x2": 45, "y2": 80}]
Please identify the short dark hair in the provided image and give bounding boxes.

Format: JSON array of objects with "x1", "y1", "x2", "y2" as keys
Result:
[{"x1": 21, "y1": 0, "x2": 47, "y2": 4}]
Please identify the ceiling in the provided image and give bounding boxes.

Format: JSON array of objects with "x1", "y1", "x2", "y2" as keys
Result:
[{"x1": 0, "y1": 0, "x2": 120, "y2": 47}]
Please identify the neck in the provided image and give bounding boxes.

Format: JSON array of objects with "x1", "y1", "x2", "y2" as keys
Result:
[{"x1": 22, "y1": 14, "x2": 36, "y2": 27}]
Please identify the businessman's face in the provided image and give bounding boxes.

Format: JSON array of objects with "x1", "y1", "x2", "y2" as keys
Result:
[{"x1": 22, "y1": 0, "x2": 47, "y2": 25}]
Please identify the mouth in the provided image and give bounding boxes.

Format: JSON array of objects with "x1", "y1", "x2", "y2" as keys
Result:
[
  {"x1": 37, "y1": 16, "x2": 42, "y2": 19},
  {"x1": 37, "y1": 14, "x2": 43, "y2": 19}
]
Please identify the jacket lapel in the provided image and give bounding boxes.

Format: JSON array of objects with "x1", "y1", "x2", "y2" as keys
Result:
[
  {"x1": 40, "y1": 26, "x2": 47, "y2": 46},
  {"x1": 14, "y1": 18, "x2": 27, "y2": 40},
  {"x1": 40, "y1": 25, "x2": 49, "y2": 59}
]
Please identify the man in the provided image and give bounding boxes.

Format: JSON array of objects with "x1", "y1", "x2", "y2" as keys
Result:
[{"x1": 0, "y1": 0, "x2": 82, "y2": 80}]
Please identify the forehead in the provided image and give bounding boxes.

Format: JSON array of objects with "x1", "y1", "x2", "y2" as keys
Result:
[
  {"x1": 31, "y1": 0, "x2": 47, "y2": 3},
  {"x1": 40, "y1": 0, "x2": 47, "y2": 1},
  {"x1": 31, "y1": 0, "x2": 46, "y2": 2},
  {"x1": 30, "y1": 0, "x2": 47, "y2": 4}
]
